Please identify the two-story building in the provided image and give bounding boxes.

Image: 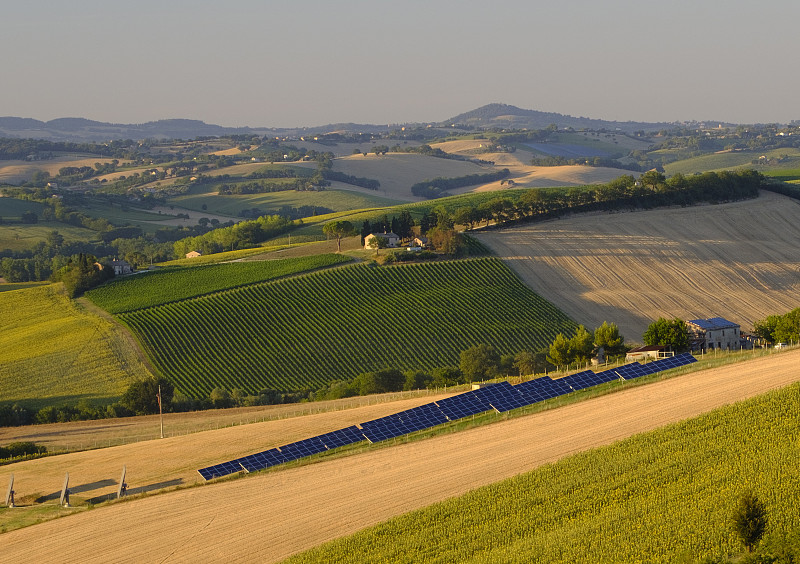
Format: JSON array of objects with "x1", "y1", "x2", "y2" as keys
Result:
[{"x1": 686, "y1": 317, "x2": 742, "y2": 351}]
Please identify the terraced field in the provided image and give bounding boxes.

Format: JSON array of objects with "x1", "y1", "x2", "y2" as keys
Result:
[{"x1": 118, "y1": 258, "x2": 577, "y2": 396}]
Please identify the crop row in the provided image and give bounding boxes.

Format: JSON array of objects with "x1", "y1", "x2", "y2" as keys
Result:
[
  {"x1": 119, "y1": 258, "x2": 577, "y2": 397},
  {"x1": 283, "y1": 382, "x2": 800, "y2": 563},
  {"x1": 87, "y1": 253, "x2": 352, "y2": 313}
]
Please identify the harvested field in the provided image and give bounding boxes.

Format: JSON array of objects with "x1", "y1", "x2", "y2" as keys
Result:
[
  {"x1": 476, "y1": 190, "x2": 800, "y2": 340},
  {"x1": 333, "y1": 153, "x2": 493, "y2": 201},
  {"x1": 3, "y1": 350, "x2": 799, "y2": 562},
  {"x1": 0, "y1": 157, "x2": 118, "y2": 185},
  {"x1": 0, "y1": 393, "x2": 453, "y2": 510}
]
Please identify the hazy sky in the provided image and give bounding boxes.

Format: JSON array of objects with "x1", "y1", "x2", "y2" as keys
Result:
[{"x1": 2, "y1": 0, "x2": 798, "y2": 127}]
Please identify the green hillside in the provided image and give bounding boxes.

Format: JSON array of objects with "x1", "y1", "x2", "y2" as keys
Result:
[
  {"x1": 285, "y1": 381, "x2": 800, "y2": 564},
  {"x1": 118, "y1": 258, "x2": 577, "y2": 397},
  {"x1": 86, "y1": 253, "x2": 352, "y2": 313},
  {"x1": 0, "y1": 284, "x2": 152, "y2": 408}
]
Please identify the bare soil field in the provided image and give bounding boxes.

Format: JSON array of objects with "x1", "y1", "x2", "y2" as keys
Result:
[
  {"x1": 476, "y1": 190, "x2": 800, "y2": 341},
  {"x1": 3, "y1": 350, "x2": 798, "y2": 563}
]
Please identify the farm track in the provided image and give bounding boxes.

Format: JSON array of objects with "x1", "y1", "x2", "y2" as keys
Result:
[
  {"x1": 476, "y1": 191, "x2": 800, "y2": 340},
  {"x1": 3, "y1": 350, "x2": 799, "y2": 563}
]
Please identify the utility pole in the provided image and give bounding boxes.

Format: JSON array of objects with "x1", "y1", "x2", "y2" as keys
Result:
[{"x1": 157, "y1": 385, "x2": 164, "y2": 439}]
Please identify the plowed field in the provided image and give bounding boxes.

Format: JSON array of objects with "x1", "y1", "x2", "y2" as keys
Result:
[
  {"x1": 3, "y1": 350, "x2": 799, "y2": 563},
  {"x1": 476, "y1": 190, "x2": 800, "y2": 340}
]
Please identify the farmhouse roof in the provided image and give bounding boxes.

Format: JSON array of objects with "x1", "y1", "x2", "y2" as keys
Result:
[
  {"x1": 687, "y1": 317, "x2": 739, "y2": 331},
  {"x1": 368, "y1": 232, "x2": 399, "y2": 238},
  {"x1": 627, "y1": 345, "x2": 664, "y2": 353}
]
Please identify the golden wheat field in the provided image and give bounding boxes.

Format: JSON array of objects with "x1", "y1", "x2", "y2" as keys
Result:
[
  {"x1": 476, "y1": 190, "x2": 800, "y2": 341},
  {"x1": 2, "y1": 350, "x2": 799, "y2": 563}
]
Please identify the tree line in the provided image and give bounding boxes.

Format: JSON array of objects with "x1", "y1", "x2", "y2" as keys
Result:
[{"x1": 411, "y1": 169, "x2": 510, "y2": 199}]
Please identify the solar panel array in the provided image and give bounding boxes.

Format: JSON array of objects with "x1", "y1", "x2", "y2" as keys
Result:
[{"x1": 198, "y1": 353, "x2": 697, "y2": 480}]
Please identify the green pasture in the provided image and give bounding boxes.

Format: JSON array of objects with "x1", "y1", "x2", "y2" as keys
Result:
[
  {"x1": 664, "y1": 148, "x2": 800, "y2": 176},
  {"x1": 74, "y1": 200, "x2": 183, "y2": 226},
  {"x1": 0, "y1": 284, "x2": 152, "y2": 408},
  {"x1": 764, "y1": 167, "x2": 800, "y2": 183},
  {"x1": 0, "y1": 197, "x2": 46, "y2": 220},
  {"x1": 0, "y1": 222, "x2": 98, "y2": 252},
  {"x1": 87, "y1": 253, "x2": 352, "y2": 313},
  {"x1": 118, "y1": 258, "x2": 577, "y2": 397},
  {"x1": 286, "y1": 381, "x2": 800, "y2": 564}
]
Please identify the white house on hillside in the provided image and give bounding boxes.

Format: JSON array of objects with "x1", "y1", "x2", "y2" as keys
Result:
[{"x1": 364, "y1": 232, "x2": 400, "y2": 249}]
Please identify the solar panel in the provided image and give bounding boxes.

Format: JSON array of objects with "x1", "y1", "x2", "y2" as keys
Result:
[
  {"x1": 546, "y1": 377, "x2": 574, "y2": 396},
  {"x1": 317, "y1": 426, "x2": 365, "y2": 449},
  {"x1": 561, "y1": 370, "x2": 599, "y2": 391},
  {"x1": 514, "y1": 377, "x2": 564, "y2": 403},
  {"x1": 435, "y1": 391, "x2": 491, "y2": 421},
  {"x1": 200, "y1": 353, "x2": 701, "y2": 479},
  {"x1": 279, "y1": 437, "x2": 328, "y2": 460},
  {"x1": 471, "y1": 382, "x2": 529, "y2": 412}
]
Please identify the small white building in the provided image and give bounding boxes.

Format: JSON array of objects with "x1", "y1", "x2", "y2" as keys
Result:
[
  {"x1": 110, "y1": 260, "x2": 133, "y2": 276},
  {"x1": 687, "y1": 317, "x2": 741, "y2": 351},
  {"x1": 364, "y1": 232, "x2": 400, "y2": 249},
  {"x1": 185, "y1": 250, "x2": 203, "y2": 259},
  {"x1": 625, "y1": 345, "x2": 666, "y2": 362}
]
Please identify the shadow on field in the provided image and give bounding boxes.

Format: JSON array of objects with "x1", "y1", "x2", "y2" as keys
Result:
[
  {"x1": 85, "y1": 478, "x2": 184, "y2": 504},
  {"x1": 35, "y1": 478, "x2": 118, "y2": 502}
]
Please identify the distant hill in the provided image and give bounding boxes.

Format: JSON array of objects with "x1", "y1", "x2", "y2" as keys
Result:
[
  {"x1": 443, "y1": 103, "x2": 674, "y2": 133},
  {"x1": 0, "y1": 103, "x2": 730, "y2": 142}
]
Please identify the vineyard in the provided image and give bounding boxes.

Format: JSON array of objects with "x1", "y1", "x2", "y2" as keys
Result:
[
  {"x1": 86, "y1": 254, "x2": 352, "y2": 313},
  {"x1": 118, "y1": 258, "x2": 577, "y2": 397},
  {"x1": 284, "y1": 381, "x2": 800, "y2": 563}
]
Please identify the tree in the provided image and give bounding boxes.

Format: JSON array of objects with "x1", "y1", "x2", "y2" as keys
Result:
[
  {"x1": 547, "y1": 333, "x2": 574, "y2": 369},
  {"x1": 459, "y1": 344, "x2": 500, "y2": 382},
  {"x1": 593, "y1": 321, "x2": 625, "y2": 357},
  {"x1": 642, "y1": 318, "x2": 689, "y2": 351},
  {"x1": 732, "y1": 491, "x2": 767, "y2": 552},
  {"x1": 322, "y1": 220, "x2": 356, "y2": 252},
  {"x1": 121, "y1": 377, "x2": 174, "y2": 415},
  {"x1": 367, "y1": 234, "x2": 389, "y2": 256},
  {"x1": 753, "y1": 314, "x2": 780, "y2": 344},
  {"x1": 570, "y1": 325, "x2": 594, "y2": 364},
  {"x1": 430, "y1": 366, "x2": 463, "y2": 388},
  {"x1": 513, "y1": 350, "x2": 536, "y2": 376},
  {"x1": 427, "y1": 227, "x2": 463, "y2": 255}
]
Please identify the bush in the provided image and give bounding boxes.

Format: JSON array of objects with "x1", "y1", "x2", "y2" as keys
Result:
[
  {"x1": 121, "y1": 377, "x2": 174, "y2": 415},
  {"x1": 0, "y1": 441, "x2": 47, "y2": 460}
]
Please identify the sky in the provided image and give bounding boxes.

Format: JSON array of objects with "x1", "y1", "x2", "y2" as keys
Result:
[{"x1": 2, "y1": 0, "x2": 798, "y2": 128}]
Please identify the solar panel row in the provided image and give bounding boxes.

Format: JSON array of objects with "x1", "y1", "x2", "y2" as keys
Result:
[{"x1": 198, "y1": 354, "x2": 698, "y2": 480}]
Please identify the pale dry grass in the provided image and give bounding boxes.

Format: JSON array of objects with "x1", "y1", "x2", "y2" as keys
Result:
[
  {"x1": 0, "y1": 157, "x2": 118, "y2": 184},
  {"x1": 2, "y1": 350, "x2": 799, "y2": 563},
  {"x1": 334, "y1": 153, "x2": 493, "y2": 201},
  {"x1": 476, "y1": 190, "x2": 800, "y2": 341}
]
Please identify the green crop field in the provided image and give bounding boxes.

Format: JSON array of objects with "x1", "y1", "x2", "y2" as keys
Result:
[
  {"x1": 285, "y1": 382, "x2": 800, "y2": 564},
  {"x1": 169, "y1": 187, "x2": 401, "y2": 217},
  {"x1": 118, "y1": 258, "x2": 577, "y2": 397},
  {"x1": 0, "y1": 284, "x2": 152, "y2": 408},
  {"x1": 765, "y1": 167, "x2": 800, "y2": 183},
  {"x1": 87, "y1": 254, "x2": 352, "y2": 313}
]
